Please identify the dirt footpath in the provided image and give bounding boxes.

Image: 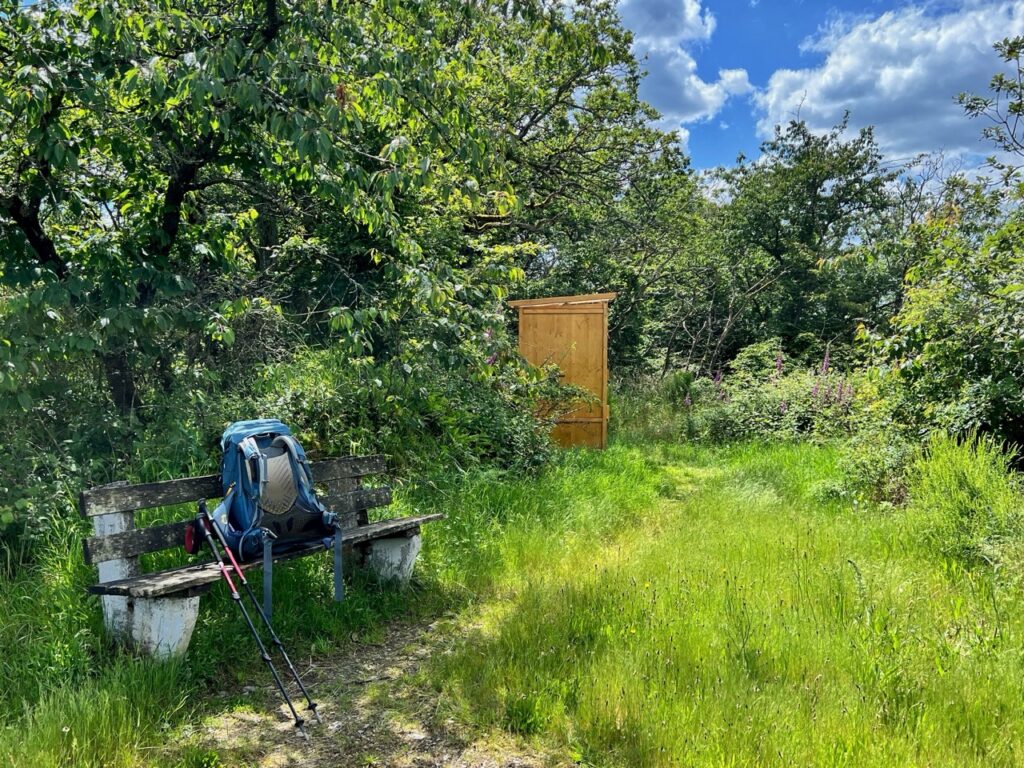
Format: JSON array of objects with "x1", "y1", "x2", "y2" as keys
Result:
[{"x1": 182, "y1": 619, "x2": 563, "y2": 768}]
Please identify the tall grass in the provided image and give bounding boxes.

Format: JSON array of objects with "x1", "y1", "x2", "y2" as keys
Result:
[
  {"x1": 428, "y1": 441, "x2": 1024, "y2": 766},
  {"x1": 0, "y1": 503, "x2": 191, "y2": 767},
  {"x1": 0, "y1": 497, "x2": 442, "y2": 766},
  {"x1": 2, "y1": 661, "x2": 189, "y2": 768},
  {"x1": 907, "y1": 431, "x2": 1021, "y2": 565},
  {"x1": 409, "y1": 445, "x2": 665, "y2": 595}
]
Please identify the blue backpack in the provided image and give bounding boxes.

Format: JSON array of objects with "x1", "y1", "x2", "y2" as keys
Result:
[{"x1": 209, "y1": 419, "x2": 336, "y2": 561}]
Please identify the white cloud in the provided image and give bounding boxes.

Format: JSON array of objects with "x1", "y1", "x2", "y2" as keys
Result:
[
  {"x1": 619, "y1": 0, "x2": 715, "y2": 50},
  {"x1": 643, "y1": 50, "x2": 752, "y2": 122},
  {"x1": 755, "y1": 2, "x2": 1024, "y2": 160},
  {"x1": 618, "y1": 0, "x2": 751, "y2": 137}
]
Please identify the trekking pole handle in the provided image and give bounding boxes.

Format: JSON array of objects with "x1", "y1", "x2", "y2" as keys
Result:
[
  {"x1": 195, "y1": 499, "x2": 240, "y2": 596},
  {"x1": 210, "y1": 515, "x2": 249, "y2": 583}
]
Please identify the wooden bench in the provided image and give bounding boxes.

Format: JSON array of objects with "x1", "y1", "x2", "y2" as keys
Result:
[{"x1": 81, "y1": 455, "x2": 441, "y2": 658}]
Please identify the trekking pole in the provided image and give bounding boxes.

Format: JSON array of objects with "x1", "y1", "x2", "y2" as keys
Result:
[
  {"x1": 205, "y1": 510, "x2": 322, "y2": 726},
  {"x1": 196, "y1": 501, "x2": 309, "y2": 740}
]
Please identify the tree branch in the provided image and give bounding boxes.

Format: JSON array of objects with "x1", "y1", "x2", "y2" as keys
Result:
[
  {"x1": 150, "y1": 159, "x2": 202, "y2": 260},
  {"x1": 0, "y1": 194, "x2": 67, "y2": 279},
  {"x1": 264, "y1": 0, "x2": 281, "y2": 41},
  {"x1": 0, "y1": 90, "x2": 68, "y2": 278}
]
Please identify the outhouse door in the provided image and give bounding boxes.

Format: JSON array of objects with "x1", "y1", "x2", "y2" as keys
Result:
[{"x1": 510, "y1": 292, "x2": 616, "y2": 449}]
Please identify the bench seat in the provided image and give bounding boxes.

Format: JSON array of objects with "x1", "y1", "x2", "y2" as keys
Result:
[{"x1": 88, "y1": 513, "x2": 442, "y2": 598}]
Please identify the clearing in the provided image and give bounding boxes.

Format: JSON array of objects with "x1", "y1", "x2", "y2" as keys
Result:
[{"x1": 163, "y1": 441, "x2": 1024, "y2": 767}]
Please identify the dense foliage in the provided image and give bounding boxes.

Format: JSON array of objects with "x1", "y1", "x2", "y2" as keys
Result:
[{"x1": 0, "y1": 0, "x2": 655, "y2": 550}]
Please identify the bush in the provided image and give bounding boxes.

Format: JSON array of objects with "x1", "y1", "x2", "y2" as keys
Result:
[
  {"x1": 870, "y1": 207, "x2": 1024, "y2": 447},
  {"x1": 610, "y1": 376, "x2": 692, "y2": 444},
  {"x1": 906, "y1": 432, "x2": 1022, "y2": 565},
  {"x1": 612, "y1": 343, "x2": 859, "y2": 446},
  {"x1": 839, "y1": 427, "x2": 917, "y2": 506},
  {"x1": 834, "y1": 374, "x2": 920, "y2": 505},
  {"x1": 661, "y1": 369, "x2": 696, "y2": 407},
  {"x1": 252, "y1": 347, "x2": 557, "y2": 475},
  {"x1": 689, "y1": 341, "x2": 857, "y2": 442}
]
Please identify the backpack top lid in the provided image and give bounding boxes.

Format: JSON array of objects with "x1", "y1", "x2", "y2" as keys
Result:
[
  {"x1": 220, "y1": 419, "x2": 292, "y2": 452},
  {"x1": 219, "y1": 419, "x2": 294, "y2": 501}
]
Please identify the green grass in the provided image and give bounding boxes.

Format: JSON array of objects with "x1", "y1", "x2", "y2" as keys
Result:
[
  {"x1": 425, "y1": 441, "x2": 1024, "y2": 766},
  {"x1": 3, "y1": 438, "x2": 1024, "y2": 766}
]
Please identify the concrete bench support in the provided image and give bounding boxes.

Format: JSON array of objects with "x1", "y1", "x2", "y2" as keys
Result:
[
  {"x1": 129, "y1": 595, "x2": 201, "y2": 658},
  {"x1": 93, "y1": 506, "x2": 136, "y2": 643},
  {"x1": 92, "y1": 499, "x2": 200, "y2": 658},
  {"x1": 365, "y1": 533, "x2": 422, "y2": 585}
]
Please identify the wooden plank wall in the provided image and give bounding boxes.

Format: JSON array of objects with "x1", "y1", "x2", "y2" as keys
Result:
[{"x1": 513, "y1": 294, "x2": 613, "y2": 449}]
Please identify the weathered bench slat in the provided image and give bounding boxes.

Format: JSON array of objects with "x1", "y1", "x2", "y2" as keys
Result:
[
  {"x1": 83, "y1": 487, "x2": 394, "y2": 565},
  {"x1": 79, "y1": 455, "x2": 387, "y2": 517},
  {"x1": 320, "y1": 486, "x2": 392, "y2": 528},
  {"x1": 87, "y1": 513, "x2": 443, "y2": 598},
  {"x1": 85, "y1": 520, "x2": 185, "y2": 566},
  {"x1": 312, "y1": 455, "x2": 387, "y2": 485}
]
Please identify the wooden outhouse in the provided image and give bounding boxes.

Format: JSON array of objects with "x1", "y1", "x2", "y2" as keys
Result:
[{"x1": 509, "y1": 292, "x2": 616, "y2": 449}]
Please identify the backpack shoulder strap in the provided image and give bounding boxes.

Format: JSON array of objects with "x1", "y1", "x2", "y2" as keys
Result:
[{"x1": 239, "y1": 436, "x2": 268, "y2": 498}]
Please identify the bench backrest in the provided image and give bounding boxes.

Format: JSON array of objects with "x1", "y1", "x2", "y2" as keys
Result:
[{"x1": 81, "y1": 455, "x2": 390, "y2": 566}]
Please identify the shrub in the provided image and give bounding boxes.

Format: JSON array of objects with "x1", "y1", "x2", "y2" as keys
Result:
[
  {"x1": 730, "y1": 338, "x2": 785, "y2": 378},
  {"x1": 690, "y1": 341, "x2": 857, "y2": 442},
  {"x1": 253, "y1": 348, "x2": 557, "y2": 475},
  {"x1": 839, "y1": 427, "x2": 917, "y2": 506},
  {"x1": 835, "y1": 375, "x2": 920, "y2": 505},
  {"x1": 906, "y1": 432, "x2": 1022, "y2": 565},
  {"x1": 661, "y1": 370, "x2": 696, "y2": 407},
  {"x1": 612, "y1": 343, "x2": 859, "y2": 446},
  {"x1": 610, "y1": 376, "x2": 695, "y2": 444},
  {"x1": 870, "y1": 207, "x2": 1024, "y2": 447}
]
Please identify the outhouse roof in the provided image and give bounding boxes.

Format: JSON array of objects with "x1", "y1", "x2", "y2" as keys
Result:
[{"x1": 507, "y1": 292, "x2": 617, "y2": 309}]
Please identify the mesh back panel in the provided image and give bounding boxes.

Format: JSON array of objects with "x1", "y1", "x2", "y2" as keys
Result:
[{"x1": 260, "y1": 450, "x2": 299, "y2": 515}]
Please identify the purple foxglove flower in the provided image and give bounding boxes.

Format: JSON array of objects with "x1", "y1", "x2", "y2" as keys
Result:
[
  {"x1": 779, "y1": 400, "x2": 788, "y2": 415},
  {"x1": 820, "y1": 349, "x2": 831, "y2": 376}
]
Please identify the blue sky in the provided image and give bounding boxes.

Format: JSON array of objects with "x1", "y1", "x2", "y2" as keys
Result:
[{"x1": 616, "y1": 0, "x2": 1024, "y2": 168}]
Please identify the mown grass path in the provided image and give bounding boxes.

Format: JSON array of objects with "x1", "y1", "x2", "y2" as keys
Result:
[{"x1": 170, "y1": 441, "x2": 1024, "y2": 767}]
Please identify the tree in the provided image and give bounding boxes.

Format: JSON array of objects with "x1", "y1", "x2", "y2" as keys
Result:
[
  {"x1": 869, "y1": 37, "x2": 1024, "y2": 444},
  {"x1": 526, "y1": 147, "x2": 702, "y2": 370},
  {"x1": 872, "y1": 199, "x2": 1024, "y2": 444},
  {"x1": 0, "y1": 0, "x2": 495, "y2": 415},
  {"x1": 959, "y1": 36, "x2": 1024, "y2": 181},
  {"x1": 715, "y1": 119, "x2": 895, "y2": 358}
]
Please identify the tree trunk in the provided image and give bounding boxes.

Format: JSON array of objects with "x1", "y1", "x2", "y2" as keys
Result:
[{"x1": 102, "y1": 350, "x2": 141, "y2": 416}]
